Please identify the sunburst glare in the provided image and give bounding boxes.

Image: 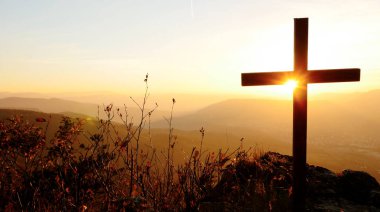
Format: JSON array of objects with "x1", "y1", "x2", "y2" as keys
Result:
[{"x1": 284, "y1": 79, "x2": 298, "y2": 91}]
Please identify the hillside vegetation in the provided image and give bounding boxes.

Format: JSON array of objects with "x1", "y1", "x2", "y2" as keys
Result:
[{"x1": 0, "y1": 113, "x2": 379, "y2": 211}]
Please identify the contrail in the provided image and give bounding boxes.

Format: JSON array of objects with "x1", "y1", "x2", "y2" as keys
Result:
[{"x1": 190, "y1": 0, "x2": 194, "y2": 19}]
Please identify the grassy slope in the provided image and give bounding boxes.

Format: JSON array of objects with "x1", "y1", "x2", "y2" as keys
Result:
[{"x1": 1, "y1": 108, "x2": 379, "y2": 181}]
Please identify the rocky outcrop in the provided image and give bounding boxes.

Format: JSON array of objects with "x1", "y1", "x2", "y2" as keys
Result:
[{"x1": 200, "y1": 152, "x2": 380, "y2": 211}]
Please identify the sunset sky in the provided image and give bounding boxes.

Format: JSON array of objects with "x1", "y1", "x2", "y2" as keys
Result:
[{"x1": 1, "y1": 0, "x2": 379, "y2": 99}]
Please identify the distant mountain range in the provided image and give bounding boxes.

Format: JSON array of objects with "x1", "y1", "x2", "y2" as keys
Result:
[
  {"x1": 0, "y1": 97, "x2": 166, "y2": 122},
  {"x1": 153, "y1": 89, "x2": 380, "y2": 146},
  {"x1": 0, "y1": 90, "x2": 379, "y2": 180},
  {"x1": 0, "y1": 97, "x2": 98, "y2": 114},
  {"x1": 151, "y1": 90, "x2": 380, "y2": 181}
]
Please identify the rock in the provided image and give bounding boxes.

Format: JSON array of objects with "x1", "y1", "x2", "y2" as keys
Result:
[
  {"x1": 371, "y1": 190, "x2": 380, "y2": 207},
  {"x1": 337, "y1": 170, "x2": 380, "y2": 204},
  {"x1": 200, "y1": 152, "x2": 380, "y2": 211},
  {"x1": 307, "y1": 165, "x2": 338, "y2": 199}
]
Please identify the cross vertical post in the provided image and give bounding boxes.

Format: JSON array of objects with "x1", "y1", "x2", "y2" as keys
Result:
[{"x1": 293, "y1": 18, "x2": 308, "y2": 211}]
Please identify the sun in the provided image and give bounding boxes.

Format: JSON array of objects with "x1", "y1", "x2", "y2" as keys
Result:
[{"x1": 284, "y1": 79, "x2": 298, "y2": 91}]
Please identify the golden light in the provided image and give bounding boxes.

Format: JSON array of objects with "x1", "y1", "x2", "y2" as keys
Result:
[{"x1": 284, "y1": 79, "x2": 298, "y2": 91}]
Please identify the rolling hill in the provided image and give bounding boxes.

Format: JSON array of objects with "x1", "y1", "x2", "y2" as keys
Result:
[
  {"x1": 152, "y1": 90, "x2": 380, "y2": 180},
  {"x1": 1, "y1": 90, "x2": 380, "y2": 181},
  {"x1": 0, "y1": 97, "x2": 166, "y2": 123}
]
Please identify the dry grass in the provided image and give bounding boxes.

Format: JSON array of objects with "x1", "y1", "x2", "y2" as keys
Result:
[{"x1": 0, "y1": 75, "x2": 288, "y2": 211}]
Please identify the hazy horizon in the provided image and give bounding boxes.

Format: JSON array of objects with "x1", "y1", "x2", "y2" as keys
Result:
[{"x1": 1, "y1": 87, "x2": 378, "y2": 113}]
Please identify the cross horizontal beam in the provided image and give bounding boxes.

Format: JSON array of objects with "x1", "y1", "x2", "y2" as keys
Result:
[
  {"x1": 241, "y1": 71, "x2": 293, "y2": 86},
  {"x1": 241, "y1": 68, "x2": 360, "y2": 86},
  {"x1": 307, "y1": 68, "x2": 360, "y2": 83}
]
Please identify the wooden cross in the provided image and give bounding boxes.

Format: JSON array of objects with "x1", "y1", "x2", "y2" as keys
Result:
[{"x1": 241, "y1": 18, "x2": 360, "y2": 211}]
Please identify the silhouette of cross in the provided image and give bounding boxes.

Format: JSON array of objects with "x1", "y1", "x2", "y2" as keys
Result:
[{"x1": 241, "y1": 18, "x2": 360, "y2": 211}]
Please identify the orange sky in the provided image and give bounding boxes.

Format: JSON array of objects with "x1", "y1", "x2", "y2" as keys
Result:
[{"x1": 0, "y1": 1, "x2": 379, "y2": 100}]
